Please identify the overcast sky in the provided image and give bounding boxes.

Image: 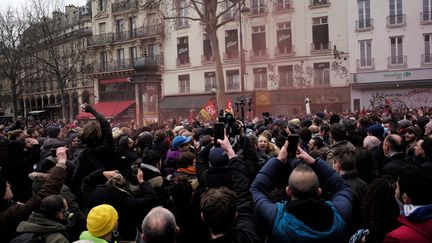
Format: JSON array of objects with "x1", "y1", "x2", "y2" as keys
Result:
[{"x1": 0, "y1": 0, "x2": 88, "y2": 12}]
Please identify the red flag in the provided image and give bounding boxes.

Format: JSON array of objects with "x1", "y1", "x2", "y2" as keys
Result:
[{"x1": 225, "y1": 98, "x2": 234, "y2": 115}]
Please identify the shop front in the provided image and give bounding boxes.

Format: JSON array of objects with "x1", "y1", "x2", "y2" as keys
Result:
[{"x1": 352, "y1": 69, "x2": 432, "y2": 111}]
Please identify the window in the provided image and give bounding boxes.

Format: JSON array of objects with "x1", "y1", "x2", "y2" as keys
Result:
[
  {"x1": 178, "y1": 74, "x2": 190, "y2": 93},
  {"x1": 116, "y1": 19, "x2": 124, "y2": 33},
  {"x1": 278, "y1": 65, "x2": 293, "y2": 87},
  {"x1": 225, "y1": 0, "x2": 237, "y2": 19},
  {"x1": 204, "y1": 72, "x2": 217, "y2": 92},
  {"x1": 176, "y1": 0, "x2": 188, "y2": 28},
  {"x1": 359, "y1": 39, "x2": 372, "y2": 66},
  {"x1": 129, "y1": 17, "x2": 137, "y2": 37},
  {"x1": 313, "y1": 63, "x2": 330, "y2": 86},
  {"x1": 390, "y1": 36, "x2": 404, "y2": 64},
  {"x1": 251, "y1": 0, "x2": 265, "y2": 14},
  {"x1": 253, "y1": 68, "x2": 267, "y2": 89},
  {"x1": 424, "y1": 34, "x2": 432, "y2": 63},
  {"x1": 311, "y1": 0, "x2": 329, "y2": 7},
  {"x1": 252, "y1": 26, "x2": 266, "y2": 56},
  {"x1": 98, "y1": 22, "x2": 106, "y2": 34},
  {"x1": 225, "y1": 30, "x2": 239, "y2": 59},
  {"x1": 203, "y1": 33, "x2": 212, "y2": 61},
  {"x1": 276, "y1": 22, "x2": 292, "y2": 54},
  {"x1": 148, "y1": 44, "x2": 156, "y2": 58},
  {"x1": 98, "y1": 0, "x2": 107, "y2": 11},
  {"x1": 99, "y1": 51, "x2": 108, "y2": 71},
  {"x1": 312, "y1": 17, "x2": 329, "y2": 51},
  {"x1": 423, "y1": 0, "x2": 432, "y2": 21},
  {"x1": 177, "y1": 37, "x2": 190, "y2": 65},
  {"x1": 357, "y1": 0, "x2": 372, "y2": 28},
  {"x1": 130, "y1": 47, "x2": 137, "y2": 64},
  {"x1": 117, "y1": 49, "x2": 125, "y2": 67},
  {"x1": 389, "y1": 0, "x2": 403, "y2": 25},
  {"x1": 226, "y1": 70, "x2": 240, "y2": 90},
  {"x1": 276, "y1": 0, "x2": 291, "y2": 11}
]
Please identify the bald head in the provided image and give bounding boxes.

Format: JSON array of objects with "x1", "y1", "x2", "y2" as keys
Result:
[
  {"x1": 384, "y1": 134, "x2": 403, "y2": 155},
  {"x1": 142, "y1": 207, "x2": 177, "y2": 243},
  {"x1": 288, "y1": 165, "x2": 320, "y2": 200},
  {"x1": 363, "y1": 135, "x2": 381, "y2": 150}
]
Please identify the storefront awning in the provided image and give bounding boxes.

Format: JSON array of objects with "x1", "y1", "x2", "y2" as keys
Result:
[
  {"x1": 28, "y1": 110, "x2": 47, "y2": 116},
  {"x1": 75, "y1": 100, "x2": 135, "y2": 120}
]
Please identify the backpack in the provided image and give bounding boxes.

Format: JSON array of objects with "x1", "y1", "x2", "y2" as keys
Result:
[{"x1": 9, "y1": 232, "x2": 46, "y2": 243}]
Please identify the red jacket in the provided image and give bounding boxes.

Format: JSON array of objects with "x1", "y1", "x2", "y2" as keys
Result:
[{"x1": 384, "y1": 216, "x2": 432, "y2": 243}]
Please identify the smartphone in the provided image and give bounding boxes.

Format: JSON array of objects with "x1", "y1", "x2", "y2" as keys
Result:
[
  {"x1": 287, "y1": 134, "x2": 299, "y2": 159},
  {"x1": 50, "y1": 148, "x2": 57, "y2": 158},
  {"x1": 214, "y1": 122, "x2": 225, "y2": 146}
]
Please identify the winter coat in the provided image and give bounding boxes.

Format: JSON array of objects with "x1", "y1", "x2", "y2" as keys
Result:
[
  {"x1": 210, "y1": 156, "x2": 262, "y2": 243},
  {"x1": 0, "y1": 165, "x2": 66, "y2": 242},
  {"x1": 164, "y1": 149, "x2": 181, "y2": 176},
  {"x1": 79, "y1": 231, "x2": 110, "y2": 243},
  {"x1": 71, "y1": 110, "x2": 117, "y2": 204},
  {"x1": 250, "y1": 157, "x2": 353, "y2": 243},
  {"x1": 3, "y1": 140, "x2": 40, "y2": 202},
  {"x1": 342, "y1": 171, "x2": 368, "y2": 235},
  {"x1": 15, "y1": 211, "x2": 69, "y2": 243},
  {"x1": 82, "y1": 170, "x2": 160, "y2": 241},
  {"x1": 382, "y1": 153, "x2": 407, "y2": 183},
  {"x1": 384, "y1": 205, "x2": 432, "y2": 243}
]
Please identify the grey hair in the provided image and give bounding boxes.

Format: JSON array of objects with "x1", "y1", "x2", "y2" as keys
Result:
[
  {"x1": 363, "y1": 135, "x2": 381, "y2": 150},
  {"x1": 141, "y1": 207, "x2": 177, "y2": 243}
]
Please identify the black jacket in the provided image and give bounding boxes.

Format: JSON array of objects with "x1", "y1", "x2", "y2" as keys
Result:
[
  {"x1": 71, "y1": 109, "x2": 118, "y2": 202},
  {"x1": 382, "y1": 153, "x2": 407, "y2": 183},
  {"x1": 342, "y1": 171, "x2": 368, "y2": 235},
  {"x1": 82, "y1": 170, "x2": 160, "y2": 241},
  {"x1": 210, "y1": 156, "x2": 262, "y2": 243}
]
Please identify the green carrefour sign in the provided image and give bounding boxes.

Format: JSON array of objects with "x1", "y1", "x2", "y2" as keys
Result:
[{"x1": 383, "y1": 71, "x2": 412, "y2": 80}]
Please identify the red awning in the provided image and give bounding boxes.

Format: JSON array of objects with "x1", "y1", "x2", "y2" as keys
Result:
[
  {"x1": 99, "y1": 77, "x2": 129, "y2": 84},
  {"x1": 75, "y1": 101, "x2": 135, "y2": 120}
]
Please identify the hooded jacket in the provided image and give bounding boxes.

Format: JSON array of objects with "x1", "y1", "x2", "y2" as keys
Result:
[
  {"x1": 384, "y1": 204, "x2": 432, "y2": 243},
  {"x1": 15, "y1": 211, "x2": 69, "y2": 243}
]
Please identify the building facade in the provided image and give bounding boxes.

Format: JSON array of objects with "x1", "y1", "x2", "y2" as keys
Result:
[
  {"x1": 349, "y1": 0, "x2": 432, "y2": 111},
  {"x1": 19, "y1": 4, "x2": 94, "y2": 121},
  {"x1": 81, "y1": 0, "x2": 164, "y2": 125},
  {"x1": 161, "y1": 0, "x2": 351, "y2": 118}
]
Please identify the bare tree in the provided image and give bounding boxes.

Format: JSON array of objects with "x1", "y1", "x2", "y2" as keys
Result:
[
  {"x1": 151, "y1": 0, "x2": 241, "y2": 113},
  {"x1": 23, "y1": 0, "x2": 83, "y2": 120},
  {"x1": 0, "y1": 7, "x2": 30, "y2": 120}
]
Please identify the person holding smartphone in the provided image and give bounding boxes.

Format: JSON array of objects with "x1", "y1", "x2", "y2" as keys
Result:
[{"x1": 250, "y1": 141, "x2": 353, "y2": 242}]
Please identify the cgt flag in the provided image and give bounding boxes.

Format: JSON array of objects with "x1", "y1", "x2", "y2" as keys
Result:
[{"x1": 199, "y1": 100, "x2": 217, "y2": 121}]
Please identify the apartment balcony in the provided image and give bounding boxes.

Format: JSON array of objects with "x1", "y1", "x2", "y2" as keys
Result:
[
  {"x1": 112, "y1": 0, "x2": 138, "y2": 14},
  {"x1": 420, "y1": 11, "x2": 432, "y2": 24},
  {"x1": 250, "y1": 5, "x2": 268, "y2": 17},
  {"x1": 88, "y1": 24, "x2": 164, "y2": 46},
  {"x1": 421, "y1": 54, "x2": 432, "y2": 66},
  {"x1": 201, "y1": 55, "x2": 214, "y2": 65},
  {"x1": 388, "y1": 55, "x2": 407, "y2": 68},
  {"x1": 249, "y1": 48, "x2": 269, "y2": 59},
  {"x1": 176, "y1": 57, "x2": 191, "y2": 67},
  {"x1": 88, "y1": 33, "x2": 114, "y2": 46},
  {"x1": 223, "y1": 52, "x2": 240, "y2": 61},
  {"x1": 310, "y1": 41, "x2": 332, "y2": 54},
  {"x1": 95, "y1": 59, "x2": 134, "y2": 73},
  {"x1": 387, "y1": 14, "x2": 406, "y2": 28},
  {"x1": 273, "y1": 1, "x2": 293, "y2": 13},
  {"x1": 356, "y1": 58, "x2": 375, "y2": 71},
  {"x1": 355, "y1": 18, "x2": 374, "y2": 31},
  {"x1": 309, "y1": 0, "x2": 330, "y2": 9},
  {"x1": 151, "y1": 54, "x2": 164, "y2": 67},
  {"x1": 274, "y1": 46, "x2": 295, "y2": 57},
  {"x1": 175, "y1": 19, "x2": 190, "y2": 30}
]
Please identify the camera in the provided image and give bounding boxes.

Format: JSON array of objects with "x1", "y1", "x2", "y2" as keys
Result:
[{"x1": 263, "y1": 112, "x2": 271, "y2": 126}]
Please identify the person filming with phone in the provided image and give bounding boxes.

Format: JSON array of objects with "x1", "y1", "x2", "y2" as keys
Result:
[{"x1": 250, "y1": 139, "x2": 353, "y2": 242}]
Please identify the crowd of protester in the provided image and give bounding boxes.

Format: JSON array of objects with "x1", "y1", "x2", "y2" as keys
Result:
[{"x1": 0, "y1": 104, "x2": 431, "y2": 243}]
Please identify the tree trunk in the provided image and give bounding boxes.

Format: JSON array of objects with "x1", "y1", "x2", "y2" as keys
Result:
[
  {"x1": 11, "y1": 78, "x2": 18, "y2": 121},
  {"x1": 59, "y1": 80, "x2": 67, "y2": 121},
  {"x1": 209, "y1": 29, "x2": 226, "y2": 116}
]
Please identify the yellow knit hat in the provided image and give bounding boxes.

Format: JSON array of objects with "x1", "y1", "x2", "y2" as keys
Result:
[{"x1": 87, "y1": 204, "x2": 118, "y2": 238}]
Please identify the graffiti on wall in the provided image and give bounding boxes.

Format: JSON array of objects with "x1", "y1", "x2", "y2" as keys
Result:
[
  {"x1": 369, "y1": 88, "x2": 432, "y2": 109},
  {"x1": 331, "y1": 61, "x2": 349, "y2": 83}
]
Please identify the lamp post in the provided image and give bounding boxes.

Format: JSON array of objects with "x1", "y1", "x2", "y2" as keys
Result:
[{"x1": 239, "y1": 0, "x2": 249, "y2": 96}]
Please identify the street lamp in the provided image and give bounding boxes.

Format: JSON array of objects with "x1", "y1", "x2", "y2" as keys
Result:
[{"x1": 239, "y1": 0, "x2": 249, "y2": 96}]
